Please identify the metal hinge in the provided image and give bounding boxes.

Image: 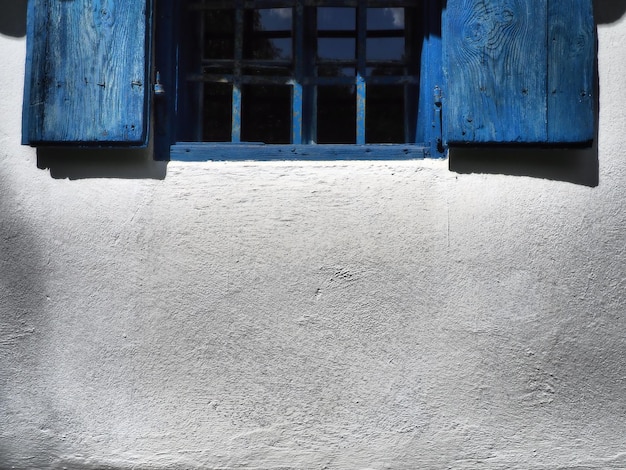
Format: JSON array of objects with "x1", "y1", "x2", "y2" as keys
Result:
[{"x1": 432, "y1": 85, "x2": 444, "y2": 157}]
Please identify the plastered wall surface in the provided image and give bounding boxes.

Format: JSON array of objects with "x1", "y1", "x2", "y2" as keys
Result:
[{"x1": 1, "y1": 9, "x2": 626, "y2": 470}]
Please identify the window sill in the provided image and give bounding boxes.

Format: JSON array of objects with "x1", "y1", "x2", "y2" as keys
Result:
[{"x1": 170, "y1": 143, "x2": 433, "y2": 161}]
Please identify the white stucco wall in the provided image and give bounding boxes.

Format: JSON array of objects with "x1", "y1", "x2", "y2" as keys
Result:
[{"x1": 2, "y1": 5, "x2": 626, "y2": 469}]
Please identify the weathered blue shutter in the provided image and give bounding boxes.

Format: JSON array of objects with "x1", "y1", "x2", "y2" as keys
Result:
[
  {"x1": 444, "y1": 0, "x2": 595, "y2": 145},
  {"x1": 22, "y1": 0, "x2": 152, "y2": 146}
]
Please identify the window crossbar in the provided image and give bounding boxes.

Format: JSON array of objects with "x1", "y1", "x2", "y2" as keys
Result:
[{"x1": 188, "y1": 73, "x2": 420, "y2": 86}]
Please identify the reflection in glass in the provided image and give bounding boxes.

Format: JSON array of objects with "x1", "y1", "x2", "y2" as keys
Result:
[
  {"x1": 318, "y1": 38, "x2": 355, "y2": 60},
  {"x1": 367, "y1": 38, "x2": 404, "y2": 61},
  {"x1": 367, "y1": 8, "x2": 404, "y2": 29},
  {"x1": 318, "y1": 7, "x2": 355, "y2": 61},
  {"x1": 259, "y1": 8, "x2": 292, "y2": 30},
  {"x1": 244, "y1": 37, "x2": 292, "y2": 61},
  {"x1": 245, "y1": 9, "x2": 293, "y2": 60},
  {"x1": 366, "y1": 8, "x2": 405, "y2": 62},
  {"x1": 318, "y1": 7, "x2": 355, "y2": 30}
]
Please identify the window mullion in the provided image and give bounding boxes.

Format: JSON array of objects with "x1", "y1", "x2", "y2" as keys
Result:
[
  {"x1": 231, "y1": 2, "x2": 244, "y2": 143},
  {"x1": 197, "y1": 0, "x2": 207, "y2": 141},
  {"x1": 292, "y1": 1, "x2": 304, "y2": 144},
  {"x1": 303, "y1": 6, "x2": 317, "y2": 144},
  {"x1": 356, "y1": 0, "x2": 366, "y2": 145},
  {"x1": 404, "y1": 6, "x2": 418, "y2": 144}
]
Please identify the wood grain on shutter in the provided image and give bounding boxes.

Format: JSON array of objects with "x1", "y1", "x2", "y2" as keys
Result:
[
  {"x1": 444, "y1": 0, "x2": 594, "y2": 145},
  {"x1": 547, "y1": 0, "x2": 595, "y2": 143},
  {"x1": 23, "y1": 0, "x2": 151, "y2": 145}
]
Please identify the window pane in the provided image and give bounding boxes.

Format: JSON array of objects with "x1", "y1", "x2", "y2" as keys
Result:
[
  {"x1": 245, "y1": 9, "x2": 293, "y2": 60},
  {"x1": 318, "y1": 7, "x2": 355, "y2": 30},
  {"x1": 366, "y1": 8, "x2": 405, "y2": 62},
  {"x1": 318, "y1": 38, "x2": 355, "y2": 60},
  {"x1": 367, "y1": 37, "x2": 404, "y2": 61},
  {"x1": 366, "y1": 85, "x2": 404, "y2": 143},
  {"x1": 242, "y1": 85, "x2": 291, "y2": 144},
  {"x1": 318, "y1": 7, "x2": 355, "y2": 61},
  {"x1": 317, "y1": 86, "x2": 355, "y2": 144},
  {"x1": 244, "y1": 37, "x2": 292, "y2": 61},
  {"x1": 203, "y1": 83, "x2": 232, "y2": 142},
  {"x1": 367, "y1": 8, "x2": 404, "y2": 30},
  {"x1": 203, "y1": 9, "x2": 234, "y2": 60},
  {"x1": 258, "y1": 8, "x2": 292, "y2": 30}
]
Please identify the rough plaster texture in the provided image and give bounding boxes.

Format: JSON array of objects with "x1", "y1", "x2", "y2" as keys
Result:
[{"x1": 1, "y1": 7, "x2": 626, "y2": 470}]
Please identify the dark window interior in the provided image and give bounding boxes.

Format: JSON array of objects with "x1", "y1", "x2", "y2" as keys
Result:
[{"x1": 178, "y1": 1, "x2": 422, "y2": 145}]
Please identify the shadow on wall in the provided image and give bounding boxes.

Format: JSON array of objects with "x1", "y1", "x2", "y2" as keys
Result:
[
  {"x1": 594, "y1": 0, "x2": 626, "y2": 23},
  {"x1": 4, "y1": 0, "x2": 626, "y2": 182},
  {"x1": 36, "y1": 147, "x2": 168, "y2": 180},
  {"x1": 0, "y1": 172, "x2": 58, "y2": 465},
  {"x1": 0, "y1": 0, "x2": 26, "y2": 38},
  {"x1": 449, "y1": 143, "x2": 599, "y2": 187}
]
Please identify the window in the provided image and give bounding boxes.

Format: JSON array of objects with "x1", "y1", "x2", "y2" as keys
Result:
[
  {"x1": 157, "y1": 0, "x2": 443, "y2": 160},
  {"x1": 178, "y1": 3, "x2": 420, "y2": 144},
  {"x1": 22, "y1": 0, "x2": 596, "y2": 161}
]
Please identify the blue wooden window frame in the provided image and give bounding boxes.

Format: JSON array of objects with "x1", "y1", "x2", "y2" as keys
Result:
[{"x1": 154, "y1": 0, "x2": 446, "y2": 161}]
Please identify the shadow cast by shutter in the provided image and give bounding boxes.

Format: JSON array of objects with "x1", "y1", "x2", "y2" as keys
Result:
[
  {"x1": 0, "y1": 0, "x2": 26, "y2": 38},
  {"x1": 594, "y1": 0, "x2": 626, "y2": 24},
  {"x1": 448, "y1": 142, "x2": 599, "y2": 187},
  {"x1": 37, "y1": 148, "x2": 168, "y2": 180}
]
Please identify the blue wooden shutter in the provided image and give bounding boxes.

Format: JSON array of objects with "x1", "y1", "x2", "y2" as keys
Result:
[
  {"x1": 22, "y1": 0, "x2": 152, "y2": 146},
  {"x1": 444, "y1": 0, "x2": 595, "y2": 145}
]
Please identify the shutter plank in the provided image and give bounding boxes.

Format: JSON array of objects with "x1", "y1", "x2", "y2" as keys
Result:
[
  {"x1": 547, "y1": 0, "x2": 595, "y2": 143},
  {"x1": 22, "y1": 0, "x2": 48, "y2": 144},
  {"x1": 445, "y1": 0, "x2": 547, "y2": 144},
  {"x1": 23, "y1": 0, "x2": 151, "y2": 145}
]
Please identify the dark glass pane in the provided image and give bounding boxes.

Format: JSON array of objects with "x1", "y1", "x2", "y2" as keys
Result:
[
  {"x1": 366, "y1": 86, "x2": 404, "y2": 143},
  {"x1": 203, "y1": 83, "x2": 232, "y2": 141},
  {"x1": 203, "y1": 10, "x2": 235, "y2": 60},
  {"x1": 258, "y1": 8, "x2": 292, "y2": 30},
  {"x1": 242, "y1": 85, "x2": 291, "y2": 144},
  {"x1": 367, "y1": 37, "x2": 404, "y2": 61},
  {"x1": 317, "y1": 7, "x2": 355, "y2": 61},
  {"x1": 317, "y1": 86, "x2": 355, "y2": 144},
  {"x1": 245, "y1": 9, "x2": 293, "y2": 60},
  {"x1": 318, "y1": 7, "x2": 355, "y2": 30},
  {"x1": 268, "y1": 38, "x2": 292, "y2": 60},
  {"x1": 366, "y1": 8, "x2": 405, "y2": 62},
  {"x1": 318, "y1": 38, "x2": 355, "y2": 60}
]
